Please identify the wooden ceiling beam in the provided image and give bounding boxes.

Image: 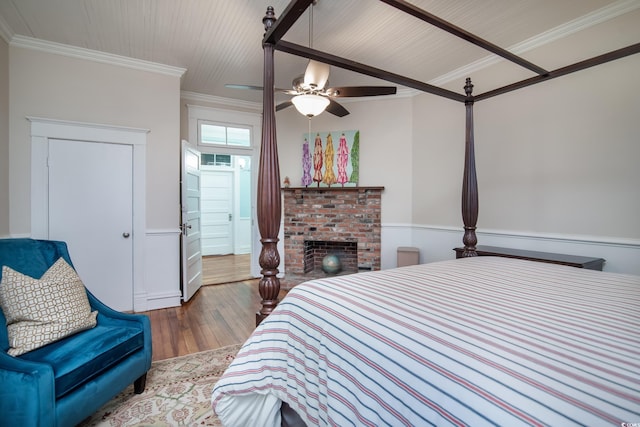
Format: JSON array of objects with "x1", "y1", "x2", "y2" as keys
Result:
[
  {"x1": 275, "y1": 40, "x2": 466, "y2": 102},
  {"x1": 378, "y1": 0, "x2": 549, "y2": 76},
  {"x1": 475, "y1": 42, "x2": 640, "y2": 101}
]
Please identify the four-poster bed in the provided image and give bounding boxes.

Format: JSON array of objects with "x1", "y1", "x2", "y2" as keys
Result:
[
  {"x1": 213, "y1": 1, "x2": 640, "y2": 425},
  {"x1": 253, "y1": 0, "x2": 640, "y2": 323}
]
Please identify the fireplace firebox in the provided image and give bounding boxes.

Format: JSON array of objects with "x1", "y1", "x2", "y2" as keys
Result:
[{"x1": 304, "y1": 240, "x2": 358, "y2": 274}]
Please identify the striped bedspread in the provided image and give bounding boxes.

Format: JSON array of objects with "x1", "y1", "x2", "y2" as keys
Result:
[{"x1": 211, "y1": 257, "x2": 640, "y2": 426}]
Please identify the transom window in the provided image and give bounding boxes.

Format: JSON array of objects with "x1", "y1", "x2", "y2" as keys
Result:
[
  {"x1": 201, "y1": 153, "x2": 231, "y2": 167},
  {"x1": 199, "y1": 122, "x2": 251, "y2": 147}
]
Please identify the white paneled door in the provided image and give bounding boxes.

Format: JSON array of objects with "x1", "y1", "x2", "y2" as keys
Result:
[
  {"x1": 181, "y1": 141, "x2": 203, "y2": 302},
  {"x1": 48, "y1": 139, "x2": 134, "y2": 311},
  {"x1": 201, "y1": 170, "x2": 234, "y2": 255}
]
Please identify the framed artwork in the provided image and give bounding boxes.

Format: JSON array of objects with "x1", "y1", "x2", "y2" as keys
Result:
[{"x1": 301, "y1": 130, "x2": 359, "y2": 187}]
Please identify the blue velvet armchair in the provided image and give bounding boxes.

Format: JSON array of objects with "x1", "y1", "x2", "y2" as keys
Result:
[{"x1": 0, "y1": 238, "x2": 152, "y2": 427}]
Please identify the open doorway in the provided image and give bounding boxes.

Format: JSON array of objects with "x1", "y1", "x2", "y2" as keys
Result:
[
  {"x1": 187, "y1": 104, "x2": 261, "y2": 286},
  {"x1": 200, "y1": 153, "x2": 253, "y2": 284}
]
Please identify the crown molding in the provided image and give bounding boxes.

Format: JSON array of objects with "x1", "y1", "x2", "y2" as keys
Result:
[
  {"x1": 181, "y1": 90, "x2": 262, "y2": 111},
  {"x1": 10, "y1": 35, "x2": 186, "y2": 78},
  {"x1": 429, "y1": 0, "x2": 640, "y2": 87}
]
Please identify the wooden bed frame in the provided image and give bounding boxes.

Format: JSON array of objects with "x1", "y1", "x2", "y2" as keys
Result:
[{"x1": 255, "y1": 0, "x2": 640, "y2": 324}]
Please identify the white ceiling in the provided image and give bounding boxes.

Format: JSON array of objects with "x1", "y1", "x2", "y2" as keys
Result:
[{"x1": 1, "y1": 0, "x2": 638, "y2": 104}]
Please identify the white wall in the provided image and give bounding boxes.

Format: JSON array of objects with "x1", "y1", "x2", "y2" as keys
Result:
[
  {"x1": 9, "y1": 46, "x2": 182, "y2": 232},
  {"x1": 410, "y1": 46, "x2": 640, "y2": 274},
  {"x1": 239, "y1": 64, "x2": 640, "y2": 275},
  {"x1": 8, "y1": 44, "x2": 184, "y2": 310},
  {"x1": 475, "y1": 60, "x2": 639, "y2": 238}
]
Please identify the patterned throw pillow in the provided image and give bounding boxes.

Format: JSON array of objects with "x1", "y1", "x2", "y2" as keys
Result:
[{"x1": 0, "y1": 258, "x2": 98, "y2": 356}]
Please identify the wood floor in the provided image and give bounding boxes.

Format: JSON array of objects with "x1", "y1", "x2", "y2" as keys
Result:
[
  {"x1": 144, "y1": 279, "x2": 260, "y2": 361},
  {"x1": 142, "y1": 254, "x2": 287, "y2": 361},
  {"x1": 202, "y1": 253, "x2": 252, "y2": 285}
]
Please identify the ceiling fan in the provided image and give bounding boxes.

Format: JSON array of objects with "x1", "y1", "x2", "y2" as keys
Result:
[
  {"x1": 226, "y1": 59, "x2": 397, "y2": 117},
  {"x1": 226, "y1": 1, "x2": 395, "y2": 117}
]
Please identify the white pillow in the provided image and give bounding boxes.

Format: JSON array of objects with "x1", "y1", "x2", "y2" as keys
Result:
[{"x1": 0, "y1": 258, "x2": 98, "y2": 356}]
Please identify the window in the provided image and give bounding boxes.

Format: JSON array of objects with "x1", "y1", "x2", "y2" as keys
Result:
[
  {"x1": 199, "y1": 122, "x2": 250, "y2": 147},
  {"x1": 201, "y1": 153, "x2": 231, "y2": 167}
]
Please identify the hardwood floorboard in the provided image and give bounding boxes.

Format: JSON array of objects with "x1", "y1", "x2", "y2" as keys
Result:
[
  {"x1": 142, "y1": 255, "x2": 289, "y2": 361},
  {"x1": 203, "y1": 254, "x2": 252, "y2": 285},
  {"x1": 143, "y1": 279, "x2": 260, "y2": 361}
]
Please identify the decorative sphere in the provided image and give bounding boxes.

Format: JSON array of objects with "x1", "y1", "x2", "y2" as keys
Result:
[{"x1": 321, "y1": 254, "x2": 342, "y2": 275}]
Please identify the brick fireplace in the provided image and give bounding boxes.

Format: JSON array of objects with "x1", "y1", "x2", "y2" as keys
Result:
[{"x1": 282, "y1": 186, "x2": 383, "y2": 287}]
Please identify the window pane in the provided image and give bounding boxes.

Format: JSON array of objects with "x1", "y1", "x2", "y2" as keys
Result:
[
  {"x1": 201, "y1": 153, "x2": 232, "y2": 166},
  {"x1": 201, "y1": 124, "x2": 226, "y2": 145},
  {"x1": 216, "y1": 154, "x2": 232, "y2": 166},
  {"x1": 201, "y1": 153, "x2": 216, "y2": 165},
  {"x1": 227, "y1": 127, "x2": 251, "y2": 147}
]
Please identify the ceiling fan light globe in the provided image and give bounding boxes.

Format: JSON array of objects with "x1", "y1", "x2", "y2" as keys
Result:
[{"x1": 291, "y1": 94, "x2": 330, "y2": 117}]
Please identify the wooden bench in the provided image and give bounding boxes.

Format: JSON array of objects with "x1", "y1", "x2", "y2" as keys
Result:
[{"x1": 453, "y1": 245, "x2": 605, "y2": 271}]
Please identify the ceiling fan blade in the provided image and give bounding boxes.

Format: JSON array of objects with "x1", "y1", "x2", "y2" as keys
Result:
[
  {"x1": 326, "y1": 86, "x2": 397, "y2": 97},
  {"x1": 226, "y1": 84, "x2": 291, "y2": 92},
  {"x1": 326, "y1": 99, "x2": 349, "y2": 117},
  {"x1": 276, "y1": 101, "x2": 293, "y2": 112},
  {"x1": 303, "y1": 60, "x2": 330, "y2": 90}
]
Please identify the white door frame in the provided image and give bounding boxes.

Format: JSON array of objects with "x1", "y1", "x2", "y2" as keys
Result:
[
  {"x1": 29, "y1": 116, "x2": 149, "y2": 311},
  {"x1": 187, "y1": 104, "x2": 263, "y2": 278}
]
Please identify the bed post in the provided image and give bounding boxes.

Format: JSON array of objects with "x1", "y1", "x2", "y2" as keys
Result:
[
  {"x1": 256, "y1": 6, "x2": 282, "y2": 325},
  {"x1": 461, "y1": 78, "x2": 478, "y2": 257}
]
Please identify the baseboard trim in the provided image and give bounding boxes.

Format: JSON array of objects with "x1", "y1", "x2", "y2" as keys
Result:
[{"x1": 140, "y1": 291, "x2": 182, "y2": 312}]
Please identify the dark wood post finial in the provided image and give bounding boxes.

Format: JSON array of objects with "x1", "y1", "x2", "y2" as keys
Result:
[
  {"x1": 462, "y1": 78, "x2": 478, "y2": 257},
  {"x1": 263, "y1": 6, "x2": 277, "y2": 33},
  {"x1": 464, "y1": 77, "x2": 474, "y2": 100}
]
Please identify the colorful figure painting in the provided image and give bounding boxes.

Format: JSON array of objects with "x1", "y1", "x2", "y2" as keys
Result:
[
  {"x1": 301, "y1": 137, "x2": 312, "y2": 186},
  {"x1": 337, "y1": 133, "x2": 349, "y2": 185},
  {"x1": 312, "y1": 133, "x2": 323, "y2": 185},
  {"x1": 301, "y1": 130, "x2": 359, "y2": 187}
]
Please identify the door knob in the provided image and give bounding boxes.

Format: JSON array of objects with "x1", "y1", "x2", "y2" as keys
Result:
[
  {"x1": 180, "y1": 223, "x2": 192, "y2": 235},
  {"x1": 123, "y1": 232, "x2": 130, "y2": 238}
]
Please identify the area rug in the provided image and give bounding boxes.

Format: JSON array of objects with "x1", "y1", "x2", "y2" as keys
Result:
[{"x1": 79, "y1": 344, "x2": 242, "y2": 426}]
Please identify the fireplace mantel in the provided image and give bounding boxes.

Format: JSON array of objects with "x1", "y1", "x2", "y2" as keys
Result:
[{"x1": 282, "y1": 186, "x2": 385, "y2": 192}]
